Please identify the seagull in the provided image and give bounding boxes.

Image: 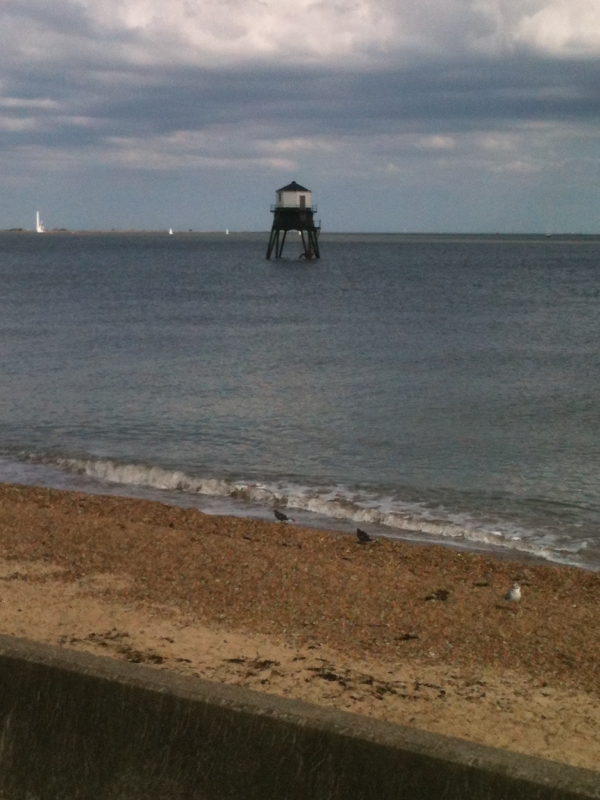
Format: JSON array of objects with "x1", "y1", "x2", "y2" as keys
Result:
[
  {"x1": 356, "y1": 528, "x2": 372, "y2": 543},
  {"x1": 274, "y1": 509, "x2": 293, "y2": 523},
  {"x1": 504, "y1": 582, "x2": 521, "y2": 602}
]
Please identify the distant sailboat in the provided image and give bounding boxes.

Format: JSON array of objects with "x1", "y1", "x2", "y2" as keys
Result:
[
  {"x1": 169, "y1": 228, "x2": 173, "y2": 235},
  {"x1": 36, "y1": 211, "x2": 45, "y2": 234},
  {"x1": 225, "y1": 229, "x2": 229, "y2": 235}
]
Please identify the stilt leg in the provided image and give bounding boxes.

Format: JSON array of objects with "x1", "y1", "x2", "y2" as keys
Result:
[
  {"x1": 299, "y1": 230, "x2": 309, "y2": 259},
  {"x1": 278, "y1": 230, "x2": 287, "y2": 258},
  {"x1": 268, "y1": 218, "x2": 321, "y2": 261},
  {"x1": 310, "y1": 229, "x2": 320, "y2": 259},
  {"x1": 266, "y1": 228, "x2": 277, "y2": 259}
]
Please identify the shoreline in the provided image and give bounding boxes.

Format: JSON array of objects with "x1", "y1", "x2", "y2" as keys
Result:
[
  {"x1": 3, "y1": 230, "x2": 600, "y2": 239},
  {"x1": 0, "y1": 482, "x2": 598, "y2": 771},
  {"x1": 0, "y1": 456, "x2": 592, "y2": 571}
]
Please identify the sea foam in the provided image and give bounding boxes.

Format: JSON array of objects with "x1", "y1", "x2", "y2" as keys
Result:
[{"x1": 45, "y1": 456, "x2": 590, "y2": 567}]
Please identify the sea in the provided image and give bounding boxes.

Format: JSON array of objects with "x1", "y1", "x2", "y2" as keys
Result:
[{"x1": 0, "y1": 230, "x2": 599, "y2": 569}]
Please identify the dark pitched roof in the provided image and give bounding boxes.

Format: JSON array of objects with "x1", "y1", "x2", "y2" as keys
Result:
[{"x1": 277, "y1": 181, "x2": 310, "y2": 192}]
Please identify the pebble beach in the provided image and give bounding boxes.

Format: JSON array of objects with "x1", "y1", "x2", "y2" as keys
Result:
[{"x1": 0, "y1": 483, "x2": 599, "y2": 771}]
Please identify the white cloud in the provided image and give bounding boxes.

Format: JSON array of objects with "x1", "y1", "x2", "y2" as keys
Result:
[
  {"x1": 255, "y1": 137, "x2": 337, "y2": 154},
  {"x1": 4, "y1": 0, "x2": 600, "y2": 74},
  {"x1": 103, "y1": 0, "x2": 600, "y2": 60},
  {"x1": 3, "y1": 118, "x2": 593, "y2": 182},
  {"x1": 491, "y1": 159, "x2": 541, "y2": 173},
  {"x1": 514, "y1": 0, "x2": 600, "y2": 55},
  {"x1": 68, "y1": 0, "x2": 404, "y2": 67},
  {"x1": 478, "y1": 133, "x2": 518, "y2": 151},
  {"x1": 101, "y1": 128, "x2": 299, "y2": 170},
  {"x1": 417, "y1": 135, "x2": 455, "y2": 150},
  {"x1": 0, "y1": 116, "x2": 38, "y2": 131},
  {"x1": 0, "y1": 97, "x2": 61, "y2": 109}
]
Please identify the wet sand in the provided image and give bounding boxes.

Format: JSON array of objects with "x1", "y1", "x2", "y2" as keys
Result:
[{"x1": 0, "y1": 483, "x2": 598, "y2": 771}]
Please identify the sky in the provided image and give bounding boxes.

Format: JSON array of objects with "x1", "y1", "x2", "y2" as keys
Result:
[{"x1": 1, "y1": 0, "x2": 600, "y2": 232}]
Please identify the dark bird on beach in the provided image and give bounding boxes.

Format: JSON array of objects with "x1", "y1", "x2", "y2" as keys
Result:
[
  {"x1": 356, "y1": 528, "x2": 372, "y2": 543},
  {"x1": 274, "y1": 509, "x2": 293, "y2": 523}
]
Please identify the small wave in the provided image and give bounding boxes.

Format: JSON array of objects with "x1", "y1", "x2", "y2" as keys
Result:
[
  {"x1": 60, "y1": 458, "x2": 232, "y2": 497},
  {"x1": 41, "y1": 455, "x2": 589, "y2": 567}
]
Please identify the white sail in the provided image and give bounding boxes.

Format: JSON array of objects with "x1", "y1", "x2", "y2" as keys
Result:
[{"x1": 36, "y1": 211, "x2": 45, "y2": 234}]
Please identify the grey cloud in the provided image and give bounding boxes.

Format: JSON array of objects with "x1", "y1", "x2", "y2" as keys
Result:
[{"x1": 3, "y1": 55, "x2": 599, "y2": 149}]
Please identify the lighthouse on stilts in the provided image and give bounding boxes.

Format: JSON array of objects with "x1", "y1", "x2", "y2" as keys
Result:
[{"x1": 266, "y1": 181, "x2": 320, "y2": 260}]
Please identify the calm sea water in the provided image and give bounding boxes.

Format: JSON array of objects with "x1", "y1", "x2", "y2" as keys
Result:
[{"x1": 1, "y1": 231, "x2": 599, "y2": 567}]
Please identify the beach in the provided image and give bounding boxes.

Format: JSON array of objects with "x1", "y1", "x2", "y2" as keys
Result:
[{"x1": 0, "y1": 483, "x2": 598, "y2": 772}]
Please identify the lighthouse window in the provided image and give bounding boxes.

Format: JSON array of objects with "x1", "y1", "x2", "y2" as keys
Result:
[{"x1": 299, "y1": 195, "x2": 306, "y2": 209}]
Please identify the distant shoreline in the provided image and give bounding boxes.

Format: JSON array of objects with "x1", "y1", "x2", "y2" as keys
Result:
[{"x1": 2, "y1": 229, "x2": 599, "y2": 238}]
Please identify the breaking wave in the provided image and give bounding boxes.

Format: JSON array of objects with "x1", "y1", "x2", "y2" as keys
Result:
[{"x1": 38, "y1": 455, "x2": 591, "y2": 567}]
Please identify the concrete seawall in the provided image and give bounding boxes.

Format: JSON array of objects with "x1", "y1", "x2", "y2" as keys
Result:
[{"x1": 0, "y1": 634, "x2": 597, "y2": 799}]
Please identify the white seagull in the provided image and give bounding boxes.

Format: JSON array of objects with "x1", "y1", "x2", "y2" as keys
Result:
[{"x1": 504, "y1": 582, "x2": 521, "y2": 602}]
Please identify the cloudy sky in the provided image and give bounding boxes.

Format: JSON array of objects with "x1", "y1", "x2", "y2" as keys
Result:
[{"x1": 2, "y1": 0, "x2": 600, "y2": 232}]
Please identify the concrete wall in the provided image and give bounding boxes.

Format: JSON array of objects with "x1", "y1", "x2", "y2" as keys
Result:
[{"x1": 0, "y1": 634, "x2": 596, "y2": 800}]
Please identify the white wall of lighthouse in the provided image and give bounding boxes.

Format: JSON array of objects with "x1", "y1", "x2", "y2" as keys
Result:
[{"x1": 275, "y1": 181, "x2": 313, "y2": 209}]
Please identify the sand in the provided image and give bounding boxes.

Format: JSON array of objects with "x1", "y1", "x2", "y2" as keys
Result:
[{"x1": 0, "y1": 483, "x2": 598, "y2": 772}]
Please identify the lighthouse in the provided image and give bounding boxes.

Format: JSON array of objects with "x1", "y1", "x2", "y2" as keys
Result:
[{"x1": 266, "y1": 181, "x2": 320, "y2": 259}]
